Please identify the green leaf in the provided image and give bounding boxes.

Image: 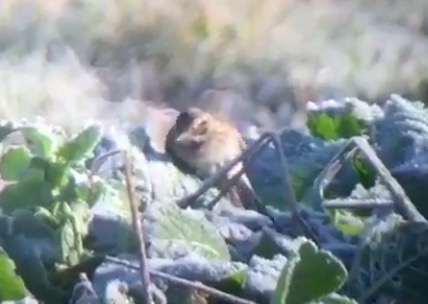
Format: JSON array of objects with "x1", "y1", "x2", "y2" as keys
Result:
[
  {"x1": 21, "y1": 157, "x2": 47, "y2": 183},
  {"x1": 57, "y1": 220, "x2": 80, "y2": 266},
  {"x1": 0, "y1": 180, "x2": 54, "y2": 212},
  {"x1": 3, "y1": 234, "x2": 67, "y2": 302},
  {"x1": 0, "y1": 247, "x2": 28, "y2": 301},
  {"x1": 52, "y1": 202, "x2": 84, "y2": 266},
  {"x1": 19, "y1": 126, "x2": 58, "y2": 158},
  {"x1": 351, "y1": 155, "x2": 376, "y2": 189},
  {"x1": 33, "y1": 206, "x2": 58, "y2": 227},
  {"x1": 330, "y1": 210, "x2": 365, "y2": 236},
  {"x1": 44, "y1": 160, "x2": 69, "y2": 187},
  {"x1": 307, "y1": 112, "x2": 339, "y2": 140},
  {"x1": 10, "y1": 208, "x2": 56, "y2": 237},
  {"x1": 209, "y1": 268, "x2": 248, "y2": 299},
  {"x1": 68, "y1": 199, "x2": 91, "y2": 237},
  {"x1": 271, "y1": 239, "x2": 348, "y2": 304},
  {"x1": 57, "y1": 125, "x2": 101, "y2": 164},
  {"x1": 147, "y1": 203, "x2": 230, "y2": 261},
  {"x1": 0, "y1": 147, "x2": 32, "y2": 181},
  {"x1": 75, "y1": 175, "x2": 105, "y2": 208},
  {"x1": 26, "y1": 157, "x2": 69, "y2": 187},
  {"x1": 307, "y1": 110, "x2": 367, "y2": 141}
]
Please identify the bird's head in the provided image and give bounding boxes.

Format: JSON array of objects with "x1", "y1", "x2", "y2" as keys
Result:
[{"x1": 171, "y1": 107, "x2": 212, "y2": 146}]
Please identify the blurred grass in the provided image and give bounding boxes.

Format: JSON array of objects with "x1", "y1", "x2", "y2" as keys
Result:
[{"x1": 0, "y1": 0, "x2": 427, "y2": 131}]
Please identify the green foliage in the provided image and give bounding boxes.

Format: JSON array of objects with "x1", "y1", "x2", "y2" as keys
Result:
[
  {"x1": 57, "y1": 125, "x2": 101, "y2": 165},
  {"x1": 0, "y1": 122, "x2": 103, "y2": 267},
  {"x1": 351, "y1": 155, "x2": 376, "y2": 189},
  {"x1": 271, "y1": 238, "x2": 354, "y2": 304},
  {"x1": 147, "y1": 203, "x2": 231, "y2": 261},
  {"x1": 329, "y1": 210, "x2": 365, "y2": 236},
  {"x1": 19, "y1": 126, "x2": 59, "y2": 158},
  {"x1": 307, "y1": 108, "x2": 368, "y2": 141},
  {"x1": 0, "y1": 147, "x2": 32, "y2": 180},
  {"x1": 0, "y1": 248, "x2": 28, "y2": 301}
]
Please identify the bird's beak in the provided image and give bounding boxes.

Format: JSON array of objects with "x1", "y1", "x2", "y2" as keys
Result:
[{"x1": 175, "y1": 132, "x2": 191, "y2": 143}]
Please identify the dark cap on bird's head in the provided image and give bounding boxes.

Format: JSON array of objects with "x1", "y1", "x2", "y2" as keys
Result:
[{"x1": 172, "y1": 107, "x2": 210, "y2": 144}]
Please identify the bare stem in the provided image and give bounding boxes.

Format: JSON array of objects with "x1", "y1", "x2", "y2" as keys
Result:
[
  {"x1": 323, "y1": 199, "x2": 394, "y2": 210},
  {"x1": 105, "y1": 256, "x2": 257, "y2": 304},
  {"x1": 268, "y1": 131, "x2": 319, "y2": 244},
  {"x1": 123, "y1": 151, "x2": 153, "y2": 304}
]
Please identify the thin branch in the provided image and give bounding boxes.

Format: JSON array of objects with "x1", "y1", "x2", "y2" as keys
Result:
[
  {"x1": 307, "y1": 136, "x2": 426, "y2": 222},
  {"x1": 178, "y1": 131, "x2": 318, "y2": 242},
  {"x1": 205, "y1": 163, "x2": 247, "y2": 210},
  {"x1": 123, "y1": 151, "x2": 153, "y2": 304},
  {"x1": 105, "y1": 256, "x2": 257, "y2": 304},
  {"x1": 90, "y1": 149, "x2": 123, "y2": 175},
  {"x1": 205, "y1": 162, "x2": 267, "y2": 215},
  {"x1": 354, "y1": 137, "x2": 426, "y2": 222},
  {"x1": 323, "y1": 199, "x2": 394, "y2": 210},
  {"x1": 267, "y1": 131, "x2": 320, "y2": 244}
]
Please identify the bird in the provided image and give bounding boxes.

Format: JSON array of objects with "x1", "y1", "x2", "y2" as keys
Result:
[{"x1": 165, "y1": 107, "x2": 260, "y2": 210}]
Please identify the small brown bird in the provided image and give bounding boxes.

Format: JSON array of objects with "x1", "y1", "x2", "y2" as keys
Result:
[{"x1": 165, "y1": 107, "x2": 259, "y2": 210}]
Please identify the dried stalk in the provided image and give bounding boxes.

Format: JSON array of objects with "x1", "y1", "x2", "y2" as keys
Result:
[
  {"x1": 323, "y1": 199, "x2": 394, "y2": 210},
  {"x1": 123, "y1": 151, "x2": 153, "y2": 304},
  {"x1": 308, "y1": 136, "x2": 426, "y2": 222},
  {"x1": 105, "y1": 256, "x2": 257, "y2": 304}
]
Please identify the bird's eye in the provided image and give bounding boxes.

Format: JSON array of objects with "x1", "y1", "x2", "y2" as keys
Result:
[{"x1": 194, "y1": 119, "x2": 208, "y2": 133}]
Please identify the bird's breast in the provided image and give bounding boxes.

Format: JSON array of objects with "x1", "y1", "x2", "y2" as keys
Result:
[{"x1": 193, "y1": 139, "x2": 243, "y2": 177}]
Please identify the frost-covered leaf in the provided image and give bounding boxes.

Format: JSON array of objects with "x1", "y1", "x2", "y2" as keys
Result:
[
  {"x1": 330, "y1": 210, "x2": 365, "y2": 236},
  {"x1": 57, "y1": 125, "x2": 101, "y2": 164},
  {"x1": 246, "y1": 130, "x2": 345, "y2": 207},
  {"x1": 373, "y1": 94, "x2": 428, "y2": 168},
  {"x1": 146, "y1": 203, "x2": 230, "y2": 261},
  {"x1": 157, "y1": 256, "x2": 247, "y2": 289},
  {"x1": 19, "y1": 126, "x2": 58, "y2": 158},
  {"x1": 345, "y1": 214, "x2": 428, "y2": 303},
  {"x1": 0, "y1": 147, "x2": 32, "y2": 181},
  {"x1": 271, "y1": 238, "x2": 348, "y2": 304},
  {"x1": 309, "y1": 293, "x2": 358, "y2": 304},
  {"x1": 0, "y1": 247, "x2": 28, "y2": 301}
]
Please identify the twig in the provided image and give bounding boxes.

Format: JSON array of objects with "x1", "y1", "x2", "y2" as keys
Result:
[
  {"x1": 90, "y1": 149, "x2": 123, "y2": 175},
  {"x1": 105, "y1": 256, "x2": 257, "y2": 304},
  {"x1": 267, "y1": 131, "x2": 319, "y2": 244},
  {"x1": 178, "y1": 131, "x2": 318, "y2": 243},
  {"x1": 307, "y1": 136, "x2": 426, "y2": 222},
  {"x1": 354, "y1": 137, "x2": 426, "y2": 222},
  {"x1": 205, "y1": 163, "x2": 267, "y2": 215},
  {"x1": 323, "y1": 199, "x2": 394, "y2": 210},
  {"x1": 123, "y1": 151, "x2": 153, "y2": 304}
]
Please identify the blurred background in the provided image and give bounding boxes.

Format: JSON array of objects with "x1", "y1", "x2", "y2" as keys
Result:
[{"x1": 0, "y1": 0, "x2": 428, "y2": 132}]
